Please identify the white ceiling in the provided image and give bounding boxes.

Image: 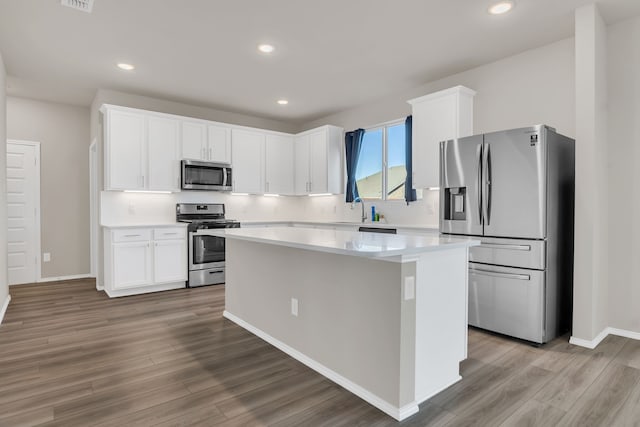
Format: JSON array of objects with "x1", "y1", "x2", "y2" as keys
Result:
[{"x1": 0, "y1": 0, "x2": 639, "y2": 125}]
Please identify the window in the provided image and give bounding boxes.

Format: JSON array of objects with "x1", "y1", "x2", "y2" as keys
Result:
[{"x1": 355, "y1": 122, "x2": 422, "y2": 200}]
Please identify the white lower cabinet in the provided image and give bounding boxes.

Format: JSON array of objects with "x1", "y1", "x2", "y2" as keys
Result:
[
  {"x1": 104, "y1": 226, "x2": 187, "y2": 297},
  {"x1": 153, "y1": 239, "x2": 187, "y2": 284},
  {"x1": 112, "y1": 241, "x2": 152, "y2": 289}
]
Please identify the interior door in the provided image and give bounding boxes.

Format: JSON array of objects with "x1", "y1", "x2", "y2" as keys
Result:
[
  {"x1": 439, "y1": 135, "x2": 483, "y2": 236},
  {"x1": 6, "y1": 142, "x2": 39, "y2": 285},
  {"x1": 482, "y1": 126, "x2": 547, "y2": 239}
]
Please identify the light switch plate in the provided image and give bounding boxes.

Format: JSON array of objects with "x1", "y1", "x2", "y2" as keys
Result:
[
  {"x1": 43, "y1": 252, "x2": 51, "y2": 262},
  {"x1": 291, "y1": 298, "x2": 298, "y2": 316},
  {"x1": 404, "y1": 276, "x2": 415, "y2": 300}
]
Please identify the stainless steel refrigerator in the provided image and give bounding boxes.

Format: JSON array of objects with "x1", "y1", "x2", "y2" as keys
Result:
[{"x1": 439, "y1": 125, "x2": 574, "y2": 344}]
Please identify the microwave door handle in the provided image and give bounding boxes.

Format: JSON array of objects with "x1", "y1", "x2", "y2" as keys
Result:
[{"x1": 222, "y1": 168, "x2": 228, "y2": 187}]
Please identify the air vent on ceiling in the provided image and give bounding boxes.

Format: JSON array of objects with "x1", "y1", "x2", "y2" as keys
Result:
[{"x1": 61, "y1": 0, "x2": 94, "y2": 13}]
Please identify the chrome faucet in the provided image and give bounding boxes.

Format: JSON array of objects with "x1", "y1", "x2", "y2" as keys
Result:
[{"x1": 351, "y1": 196, "x2": 367, "y2": 223}]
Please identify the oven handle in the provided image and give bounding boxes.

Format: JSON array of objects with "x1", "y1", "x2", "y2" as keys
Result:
[{"x1": 209, "y1": 270, "x2": 224, "y2": 274}]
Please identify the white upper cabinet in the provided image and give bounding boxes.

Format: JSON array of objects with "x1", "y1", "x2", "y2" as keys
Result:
[
  {"x1": 295, "y1": 126, "x2": 343, "y2": 195},
  {"x1": 407, "y1": 86, "x2": 475, "y2": 189},
  {"x1": 231, "y1": 129, "x2": 264, "y2": 194},
  {"x1": 101, "y1": 104, "x2": 343, "y2": 196},
  {"x1": 103, "y1": 105, "x2": 180, "y2": 192},
  {"x1": 208, "y1": 125, "x2": 232, "y2": 164},
  {"x1": 147, "y1": 116, "x2": 180, "y2": 191},
  {"x1": 265, "y1": 134, "x2": 294, "y2": 195},
  {"x1": 182, "y1": 121, "x2": 231, "y2": 163},
  {"x1": 104, "y1": 109, "x2": 146, "y2": 190},
  {"x1": 181, "y1": 121, "x2": 208, "y2": 161},
  {"x1": 294, "y1": 134, "x2": 311, "y2": 195}
]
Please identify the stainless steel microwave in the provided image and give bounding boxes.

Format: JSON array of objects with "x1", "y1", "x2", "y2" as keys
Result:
[{"x1": 181, "y1": 160, "x2": 233, "y2": 191}]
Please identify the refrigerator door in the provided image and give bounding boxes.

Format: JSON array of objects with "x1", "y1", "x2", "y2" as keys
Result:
[
  {"x1": 482, "y1": 126, "x2": 547, "y2": 239},
  {"x1": 439, "y1": 135, "x2": 484, "y2": 236},
  {"x1": 469, "y1": 237, "x2": 546, "y2": 270},
  {"x1": 468, "y1": 262, "x2": 545, "y2": 343}
]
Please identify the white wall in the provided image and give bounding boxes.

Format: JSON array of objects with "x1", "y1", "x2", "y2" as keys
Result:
[
  {"x1": 607, "y1": 15, "x2": 640, "y2": 334},
  {"x1": 7, "y1": 97, "x2": 91, "y2": 279},
  {"x1": 0, "y1": 51, "x2": 9, "y2": 320},
  {"x1": 297, "y1": 38, "x2": 576, "y2": 226},
  {"x1": 571, "y1": 5, "x2": 609, "y2": 343}
]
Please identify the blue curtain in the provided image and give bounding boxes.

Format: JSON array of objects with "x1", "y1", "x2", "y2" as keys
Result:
[
  {"x1": 345, "y1": 128, "x2": 365, "y2": 203},
  {"x1": 404, "y1": 115, "x2": 417, "y2": 204}
]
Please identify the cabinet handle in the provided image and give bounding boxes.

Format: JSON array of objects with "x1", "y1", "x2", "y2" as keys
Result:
[
  {"x1": 266, "y1": 182, "x2": 269, "y2": 192},
  {"x1": 202, "y1": 147, "x2": 206, "y2": 159},
  {"x1": 124, "y1": 234, "x2": 141, "y2": 237},
  {"x1": 209, "y1": 147, "x2": 212, "y2": 160},
  {"x1": 162, "y1": 232, "x2": 178, "y2": 235},
  {"x1": 142, "y1": 175, "x2": 145, "y2": 187}
]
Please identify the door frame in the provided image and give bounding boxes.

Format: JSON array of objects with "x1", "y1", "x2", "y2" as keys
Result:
[{"x1": 7, "y1": 139, "x2": 42, "y2": 284}]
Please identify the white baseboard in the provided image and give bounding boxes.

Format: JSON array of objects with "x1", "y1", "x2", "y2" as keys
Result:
[
  {"x1": 570, "y1": 326, "x2": 640, "y2": 349},
  {"x1": 37, "y1": 274, "x2": 92, "y2": 283},
  {"x1": 0, "y1": 294, "x2": 11, "y2": 325},
  {"x1": 608, "y1": 327, "x2": 640, "y2": 341},
  {"x1": 104, "y1": 281, "x2": 185, "y2": 298},
  {"x1": 223, "y1": 310, "x2": 418, "y2": 421}
]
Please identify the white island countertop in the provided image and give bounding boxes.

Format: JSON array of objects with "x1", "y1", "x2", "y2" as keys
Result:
[{"x1": 202, "y1": 226, "x2": 479, "y2": 259}]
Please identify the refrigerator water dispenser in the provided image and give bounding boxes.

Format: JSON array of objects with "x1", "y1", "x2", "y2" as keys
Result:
[{"x1": 444, "y1": 187, "x2": 466, "y2": 220}]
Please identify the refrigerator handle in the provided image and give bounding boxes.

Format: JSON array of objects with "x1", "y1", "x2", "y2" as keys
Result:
[
  {"x1": 483, "y1": 144, "x2": 492, "y2": 225},
  {"x1": 477, "y1": 144, "x2": 483, "y2": 225}
]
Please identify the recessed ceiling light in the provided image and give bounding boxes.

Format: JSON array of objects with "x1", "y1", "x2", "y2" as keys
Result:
[
  {"x1": 258, "y1": 44, "x2": 275, "y2": 54},
  {"x1": 277, "y1": 99, "x2": 289, "y2": 105},
  {"x1": 117, "y1": 63, "x2": 135, "y2": 71},
  {"x1": 488, "y1": 1, "x2": 514, "y2": 15}
]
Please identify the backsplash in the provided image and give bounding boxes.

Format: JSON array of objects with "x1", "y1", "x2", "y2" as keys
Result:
[{"x1": 100, "y1": 190, "x2": 439, "y2": 226}]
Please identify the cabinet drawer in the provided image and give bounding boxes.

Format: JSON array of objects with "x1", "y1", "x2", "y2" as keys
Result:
[
  {"x1": 153, "y1": 228, "x2": 186, "y2": 240},
  {"x1": 112, "y1": 229, "x2": 151, "y2": 243}
]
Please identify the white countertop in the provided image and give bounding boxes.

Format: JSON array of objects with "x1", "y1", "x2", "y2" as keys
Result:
[
  {"x1": 101, "y1": 223, "x2": 188, "y2": 229},
  {"x1": 202, "y1": 226, "x2": 478, "y2": 259},
  {"x1": 240, "y1": 220, "x2": 439, "y2": 232}
]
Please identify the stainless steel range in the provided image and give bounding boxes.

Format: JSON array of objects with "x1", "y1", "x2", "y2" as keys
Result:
[{"x1": 176, "y1": 203, "x2": 240, "y2": 287}]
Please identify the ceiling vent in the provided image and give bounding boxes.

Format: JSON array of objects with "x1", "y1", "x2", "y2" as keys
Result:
[{"x1": 61, "y1": 0, "x2": 94, "y2": 13}]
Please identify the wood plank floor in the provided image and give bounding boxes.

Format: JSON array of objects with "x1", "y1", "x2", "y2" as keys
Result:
[{"x1": 1, "y1": 279, "x2": 639, "y2": 426}]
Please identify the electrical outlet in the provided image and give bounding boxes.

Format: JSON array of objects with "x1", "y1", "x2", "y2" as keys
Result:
[
  {"x1": 291, "y1": 298, "x2": 298, "y2": 316},
  {"x1": 43, "y1": 252, "x2": 51, "y2": 262},
  {"x1": 128, "y1": 203, "x2": 136, "y2": 214}
]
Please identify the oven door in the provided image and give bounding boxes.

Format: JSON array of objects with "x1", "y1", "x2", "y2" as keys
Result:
[
  {"x1": 189, "y1": 232, "x2": 225, "y2": 271},
  {"x1": 182, "y1": 160, "x2": 232, "y2": 191}
]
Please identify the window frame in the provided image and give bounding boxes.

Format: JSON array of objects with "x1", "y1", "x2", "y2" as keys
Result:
[{"x1": 357, "y1": 119, "x2": 407, "y2": 201}]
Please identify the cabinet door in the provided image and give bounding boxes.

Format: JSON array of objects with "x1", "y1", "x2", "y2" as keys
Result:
[
  {"x1": 106, "y1": 110, "x2": 145, "y2": 190},
  {"x1": 231, "y1": 129, "x2": 264, "y2": 194},
  {"x1": 112, "y1": 241, "x2": 152, "y2": 289},
  {"x1": 309, "y1": 130, "x2": 328, "y2": 193},
  {"x1": 148, "y1": 116, "x2": 180, "y2": 191},
  {"x1": 181, "y1": 121, "x2": 207, "y2": 160},
  {"x1": 208, "y1": 125, "x2": 232, "y2": 163},
  {"x1": 294, "y1": 135, "x2": 311, "y2": 195},
  {"x1": 153, "y1": 239, "x2": 187, "y2": 284},
  {"x1": 265, "y1": 134, "x2": 294, "y2": 195},
  {"x1": 411, "y1": 95, "x2": 457, "y2": 189}
]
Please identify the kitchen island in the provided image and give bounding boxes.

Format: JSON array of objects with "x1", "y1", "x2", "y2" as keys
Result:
[{"x1": 203, "y1": 226, "x2": 479, "y2": 421}]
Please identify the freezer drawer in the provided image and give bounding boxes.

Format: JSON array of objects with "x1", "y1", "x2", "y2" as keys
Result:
[
  {"x1": 469, "y1": 237, "x2": 545, "y2": 270},
  {"x1": 468, "y1": 263, "x2": 545, "y2": 343}
]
